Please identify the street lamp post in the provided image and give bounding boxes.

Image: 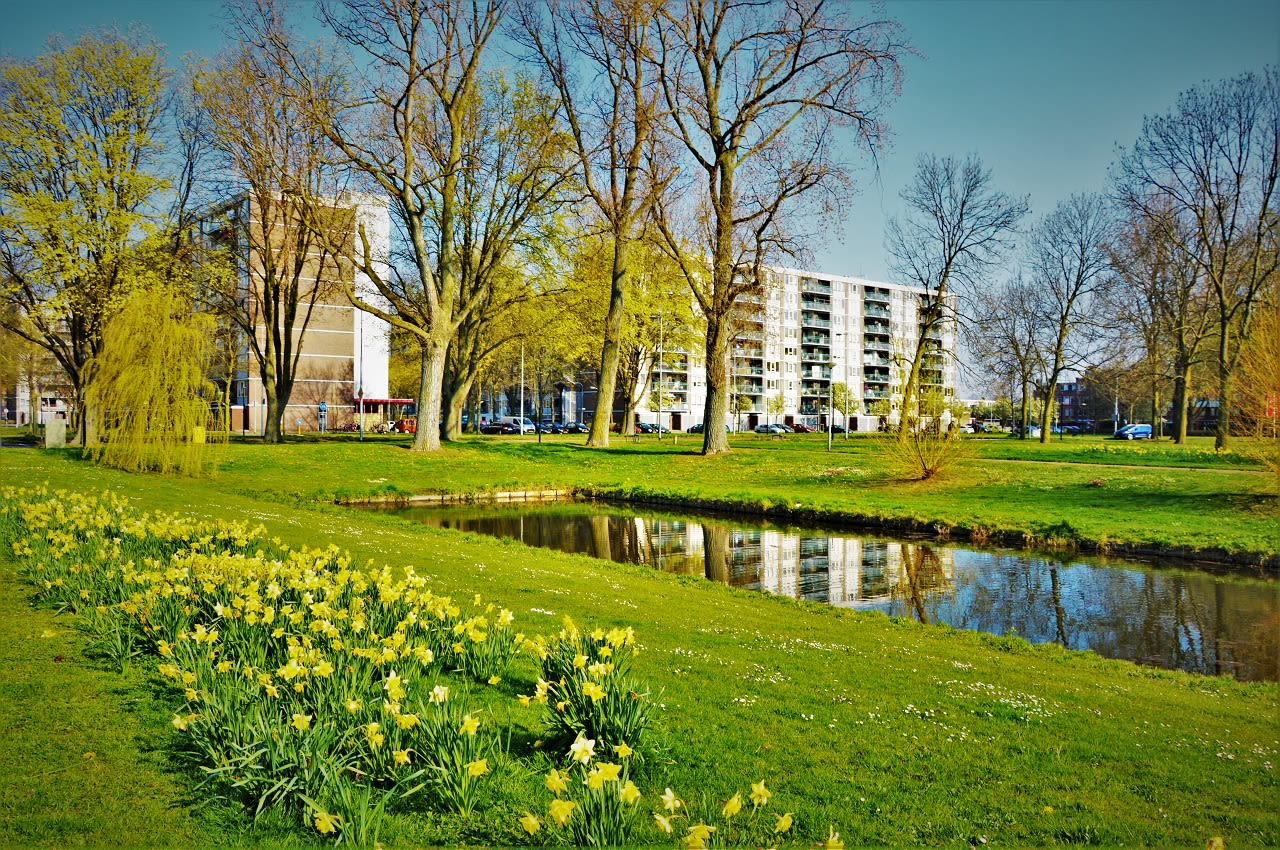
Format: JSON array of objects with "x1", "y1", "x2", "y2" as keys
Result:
[{"x1": 657, "y1": 313, "x2": 664, "y2": 440}]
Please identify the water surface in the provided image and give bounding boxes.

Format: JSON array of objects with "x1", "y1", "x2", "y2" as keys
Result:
[{"x1": 376, "y1": 501, "x2": 1279, "y2": 682}]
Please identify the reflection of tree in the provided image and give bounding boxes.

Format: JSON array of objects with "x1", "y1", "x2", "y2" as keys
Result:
[
  {"x1": 889, "y1": 544, "x2": 952, "y2": 624},
  {"x1": 703, "y1": 524, "x2": 731, "y2": 584}
]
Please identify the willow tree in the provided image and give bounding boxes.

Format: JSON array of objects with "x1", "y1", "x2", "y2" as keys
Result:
[
  {"x1": 652, "y1": 0, "x2": 903, "y2": 455},
  {"x1": 0, "y1": 31, "x2": 169, "y2": 444},
  {"x1": 84, "y1": 287, "x2": 218, "y2": 475}
]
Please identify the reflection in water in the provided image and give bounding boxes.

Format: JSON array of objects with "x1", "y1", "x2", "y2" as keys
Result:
[{"x1": 380, "y1": 503, "x2": 1280, "y2": 682}]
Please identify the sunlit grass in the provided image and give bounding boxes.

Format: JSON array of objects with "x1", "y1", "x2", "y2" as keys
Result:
[{"x1": 0, "y1": 444, "x2": 1276, "y2": 847}]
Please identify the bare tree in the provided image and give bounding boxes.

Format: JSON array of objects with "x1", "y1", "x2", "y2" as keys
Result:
[
  {"x1": 194, "y1": 38, "x2": 347, "y2": 443},
  {"x1": 1107, "y1": 201, "x2": 1213, "y2": 442},
  {"x1": 651, "y1": 0, "x2": 903, "y2": 455},
  {"x1": 515, "y1": 0, "x2": 668, "y2": 447},
  {"x1": 886, "y1": 153, "x2": 1028, "y2": 439},
  {"x1": 1028, "y1": 194, "x2": 1115, "y2": 443},
  {"x1": 967, "y1": 274, "x2": 1046, "y2": 436},
  {"x1": 1115, "y1": 66, "x2": 1280, "y2": 448},
  {"x1": 245, "y1": 0, "x2": 518, "y2": 451}
]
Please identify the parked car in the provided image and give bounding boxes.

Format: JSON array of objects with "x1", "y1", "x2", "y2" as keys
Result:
[
  {"x1": 1113, "y1": 423, "x2": 1154, "y2": 440},
  {"x1": 500, "y1": 415, "x2": 537, "y2": 434},
  {"x1": 480, "y1": 422, "x2": 505, "y2": 434},
  {"x1": 566, "y1": 421, "x2": 590, "y2": 434},
  {"x1": 394, "y1": 416, "x2": 416, "y2": 434},
  {"x1": 754, "y1": 423, "x2": 787, "y2": 434},
  {"x1": 790, "y1": 423, "x2": 814, "y2": 433},
  {"x1": 539, "y1": 420, "x2": 566, "y2": 434},
  {"x1": 688, "y1": 423, "x2": 731, "y2": 433}
]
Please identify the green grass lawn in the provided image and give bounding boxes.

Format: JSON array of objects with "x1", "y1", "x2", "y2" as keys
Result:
[{"x1": 0, "y1": 439, "x2": 1277, "y2": 847}]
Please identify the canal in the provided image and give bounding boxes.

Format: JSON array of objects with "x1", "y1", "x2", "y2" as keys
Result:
[{"x1": 374, "y1": 500, "x2": 1280, "y2": 682}]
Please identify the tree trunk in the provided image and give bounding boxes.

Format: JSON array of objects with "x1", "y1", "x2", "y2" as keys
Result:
[
  {"x1": 588, "y1": 236, "x2": 632, "y2": 448},
  {"x1": 1215, "y1": 325, "x2": 1232, "y2": 450},
  {"x1": 701, "y1": 317, "x2": 732, "y2": 455},
  {"x1": 412, "y1": 339, "x2": 446, "y2": 452},
  {"x1": 1172, "y1": 362, "x2": 1191, "y2": 444}
]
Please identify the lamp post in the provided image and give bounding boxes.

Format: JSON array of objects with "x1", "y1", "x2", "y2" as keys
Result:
[{"x1": 656, "y1": 313, "x2": 664, "y2": 440}]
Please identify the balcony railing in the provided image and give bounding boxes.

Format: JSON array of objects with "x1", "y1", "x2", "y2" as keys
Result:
[
  {"x1": 800, "y1": 296, "x2": 831, "y2": 311},
  {"x1": 802, "y1": 315, "x2": 831, "y2": 328},
  {"x1": 801, "y1": 350, "x2": 831, "y2": 363},
  {"x1": 801, "y1": 279, "x2": 833, "y2": 295},
  {"x1": 863, "y1": 304, "x2": 892, "y2": 319},
  {"x1": 864, "y1": 355, "x2": 891, "y2": 367},
  {"x1": 863, "y1": 288, "x2": 892, "y2": 304},
  {"x1": 864, "y1": 318, "x2": 891, "y2": 332},
  {"x1": 800, "y1": 333, "x2": 829, "y2": 345}
]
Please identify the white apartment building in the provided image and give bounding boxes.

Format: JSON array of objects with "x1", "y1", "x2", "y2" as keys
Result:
[{"x1": 635, "y1": 267, "x2": 957, "y2": 432}]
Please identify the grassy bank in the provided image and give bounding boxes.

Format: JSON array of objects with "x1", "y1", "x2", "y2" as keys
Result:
[
  {"x1": 1, "y1": 443, "x2": 1277, "y2": 847},
  {"x1": 211, "y1": 434, "x2": 1276, "y2": 564}
]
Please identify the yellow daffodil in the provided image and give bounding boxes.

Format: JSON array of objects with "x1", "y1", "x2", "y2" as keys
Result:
[
  {"x1": 344, "y1": 698, "x2": 361, "y2": 714},
  {"x1": 313, "y1": 810, "x2": 341, "y2": 835},
  {"x1": 517, "y1": 694, "x2": 532, "y2": 708},
  {"x1": 465, "y1": 758, "x2": 489, "y2": 777},
  {"x1": 615, "y1": 742, "x2": 633, "y2": 758},
  {"x1": 684, "y1": 823, "x2": 715, "y2": 849},
  {"x1": 171, "y1": 713, "x2": 189, "y2": 731},
  {"x1": 586, "y1": 767, "x2": 608, "y2": 790},
  {"x1": 619, "y1": 780, "x2": 641, "y2": 805},
  {"x1": 825, "y1": 826, "x2": 844, "y2": 849},
  {"x1": 750, "y1": 779, "x2": 771, "y2": 807},
  {"x1": 722, "y1": 791, "x2": 742, "y2": 819},
  {"x1": 395, "y1": 712, "x2": 419, "y2": 729},
  {"x1": 546, "y1": 768, "x2": 569, "y2": 795},
  {"x1": 487, "y1": 675, "x2": 501, "y2": 685},
  {"x1": 654, "y1": 813, "x2": 674, "y2": 834},
  {"x1": 582, "y1": 681, "x2": 606, "y2": 702},
  {"x1": 459, "y1": 714, "x2": 480, "y2": 736},
  {"x1": 573, "y1": 653, "x2": 588, "y2": 669},
  {"x1": 291, "y1": 713, "x2": 312, "y2": 731},
  {"x1": 548, "y1": 798, "x2": 576, "y2": 827},
  {"x1": 393, "y1": 748, "x2": 411, "y2": 766},
  {"x1": 597, "y1": 762, "x2": 622, "y2": 782},
  {"x1": 662, "y1": 787, "x2": 683, "y2": 812},
  {"x1": 569, "y1": 734, "x2": 595, "y2": 764},
  {"x1": 519, "y1": 812, "x2": 541, "y2": 835}
]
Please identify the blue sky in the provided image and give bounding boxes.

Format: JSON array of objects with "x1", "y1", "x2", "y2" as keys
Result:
[{"x1": 2, "y1": 0, "x2": 1277, "y2": 283}]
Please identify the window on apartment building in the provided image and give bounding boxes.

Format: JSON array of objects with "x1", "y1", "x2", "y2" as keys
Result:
[
  {"x1": 767, "y1": 361, "x2": 778, "y2": 372},
  {"x1": 783, "y1": 346, "x2": 796, "y2": 356},
  {"x1": 787, "y1": 381, "x2": 795, "y2": 391},
  {"x1": 785, "y1": 364, "x2": 795, "y2": 374},
  {"x1": 767, "y1": 380, "x2": 777, "y2": 390}
]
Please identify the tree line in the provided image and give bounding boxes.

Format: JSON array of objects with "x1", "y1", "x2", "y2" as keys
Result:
[{"x1": 2, "y1": 2, "x2": 1274, "y2": 460}]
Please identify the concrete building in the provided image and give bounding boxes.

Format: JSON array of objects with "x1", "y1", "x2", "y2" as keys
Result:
[
  {"x1": 627, "y1": 267, "x2": 958, "y2": 432},
  {"x1": 196, "y1": 193, "x2": 404, "y2": 433}
]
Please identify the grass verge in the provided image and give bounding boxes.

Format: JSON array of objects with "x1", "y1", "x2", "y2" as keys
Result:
[{"x1": 0, "y1": 442, "x2": 1276, "y2": 847}]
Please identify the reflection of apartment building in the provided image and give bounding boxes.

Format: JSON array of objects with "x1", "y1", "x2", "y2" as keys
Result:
[
  {"x1": 626, "y1": 267, "x2": 957, "y2": 432},
  {"x1": 628, "y1": 517, "x2": 955, "y2": 609},
  {"x1": 196, "y1": 194, "x2": 400, "y2": 432}
]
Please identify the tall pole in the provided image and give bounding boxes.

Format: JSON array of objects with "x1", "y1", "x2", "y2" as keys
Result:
[
  {"x1": 827, "y1": 376, "x2": 833, "y2": 452},
  {"x1": 658, "y1": 314, "x2": 664, "y2": 441},
  {"x1": 520, "y1": 341, "x2": 526, "y2": 429}
]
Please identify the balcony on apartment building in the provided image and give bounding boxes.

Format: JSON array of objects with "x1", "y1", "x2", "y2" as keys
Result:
[
  {"x1": 864, "y1": 352, "x2": 892, "y2": 367},
  {"x1": 732, "y1": 363, "x2": 764, "y2": 376},
  {"x1": 863, "y1": 339, "x2": 892, "y2": 353},
  {"x1": 801, "y1": 278, "x2": 833, "y2": 296},
  {"x1": 863, "y1": 287, "x2": 892, "y2": 304},
  {"x1": 864, "y1": 317, "x2": 892, "y2": 334},
  {"x1": 863, "y1": 303, "x2": 892, "y2": 319},
  {"x1": 801, "y1": 312, "x2": 831, "y2": 328},
  {"x1": 801, "y1": 348, "x2": 831, "y2": 363},
  {"x1": 806, "y1": 365, "x2": 832, "y2": 380}
]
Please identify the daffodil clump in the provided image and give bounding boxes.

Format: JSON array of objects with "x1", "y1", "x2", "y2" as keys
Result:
[
  {"x1": 524, "y1": 615, "x2": 654, "y2": 758},
  {"x1": 1, "y1": 488, "x2": 518, "y2": 841}
]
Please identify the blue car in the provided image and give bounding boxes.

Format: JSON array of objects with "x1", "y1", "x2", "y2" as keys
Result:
[{"x1": 1113, "y1": 423, "x2": 1154, "y2": 440}]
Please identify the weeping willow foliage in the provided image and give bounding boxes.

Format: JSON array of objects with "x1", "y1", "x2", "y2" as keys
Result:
[{"x1": 84, "y1": 288, "x2": 221, "y2": 475}]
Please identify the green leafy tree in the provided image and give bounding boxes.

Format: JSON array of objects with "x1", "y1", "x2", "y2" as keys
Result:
[
  {"x1": 0, "y1": 31, "x2": 169, "y2": 443},
  {"x1": 84, "y1": 287, "x2": 219, "y2": 475}
]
